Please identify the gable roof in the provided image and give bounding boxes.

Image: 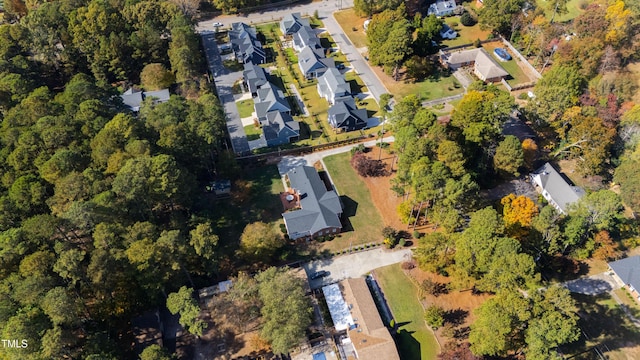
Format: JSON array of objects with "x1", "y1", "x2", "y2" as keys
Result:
[
  {"x1": 293, "y1": 24, "x2": 322, "y2": 51},
  {"x1": 254, "y1": 82, "x2": 290, "y2": 119},
  {"x1": 341, "y1": 278, "x2": 401, "y2": 360},
  {"x1": 446, "y1": 48, "x2": 509, "y2": 80},
  {"x1": 229, "y1": 22, "x2": 266, "y2": 63},
  {"x1": 281, "y1": 12, "x2": 311, "y2": 35},
  {"x1": 318, "y1": 67, "x2": 351, "y2": 98},
  {"x1": 263, "y1": 111, "x2": 300, "y2": 142},
  {"x1": 121, "y1": 88, "x2": 170, "y2": 112},
  {"x1": 531, "y1": 162, "x2": 585, "y2": 214},
  {"x1": 428, "y1": 0, "x2": 457, "y2": 15},
  {"x1": 283, "y1": 166, "x2": 342, "y2": 238},
  {"x1": 298, "y1": 46, "x2": 334, "y2": 75},
  {"x1": 609, "y1": 256, "x2": 640, "y2": 293},
  {"x1": 243, "y1": 63, "x2": 269, "y2": 94},
  {"x1": 328, "y1": 97, "x2": 368, "y2": 130}
]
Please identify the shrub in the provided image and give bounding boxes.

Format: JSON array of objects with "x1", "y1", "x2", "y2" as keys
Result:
[
  {"x1": 424, "y1": 305, "x2": 445, "y2": 329},
  {"x1": 518, "y1": 92, "x2": 529, "y2": 100},
  {"x1": 440, "y1": 323, "x2": 456, "y2": 338},
  {"x1": 398, "y1": 238, "x2": 406, "y2": 247},
  {"x1": 350, "y1": 153, "x2": 387, "y2": 177},
  {"x1": 351, "y1": 143, "x2": 367, "y2": 155},
  {"x1": 473, "y1": 38, "x2": 482, "y2": 48},
  {"x1": 460, "y1": 13, "x2": 476, "y2": 26},
  {"x1": 412, "y1": 230, "x2": 421, "y2": 239}
]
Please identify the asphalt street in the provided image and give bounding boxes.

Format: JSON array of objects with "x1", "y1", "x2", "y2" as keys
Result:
[
  {"x1": 200, "y1": 32, "x2": 251, "y2": 155},
  {"x1": 303, "y1": 247, "x2": 412, "y2": 289}
]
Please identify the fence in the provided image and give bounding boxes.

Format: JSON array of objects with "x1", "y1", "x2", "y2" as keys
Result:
[
  {"x1": 422, "y1": 93, "x2": 464, "y2": 107},
  {"x1": 499, "y1": 36, "x2": 542, "y2": 80},
  {"x1": 500, "y1": 78, "x2": 537, "y2": 92},
  {"x1": 236, "y1": 135, "x2": 371, "y2": 166}
]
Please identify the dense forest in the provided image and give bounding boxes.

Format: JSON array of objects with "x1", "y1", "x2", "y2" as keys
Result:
[{"x1": 0, "y1": 0, "x2": 236, "y2": 358}]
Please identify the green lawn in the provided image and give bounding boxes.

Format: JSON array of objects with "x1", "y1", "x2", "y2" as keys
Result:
[
  {"x1": 442, "y1": 20, "x2": 492, "y2": 48},
  {"x1": 383, "y1": 71, "x2": 464, "y2": 101},
  {"x1": 323, "y1": 152, "x2": 385, "y2": 250},
  {"x1": 562, "y1": 293, "x2": 640, "y2": 360},
  {"x1": 482, "y1": 42, "x2": 532, "y2": 85},
  {"x1": 375, "y1": 264, "x2": 439, "y2": 360},
  {"x1": 243, "y1": 124, "x2": 261, "y2": 141},
  {"x1": 537, "y1": 0, "x2": 593, "y2": 23},
  {"x1": 223, "y1": 59, "x2": 243, "y2": 72},
  {"x1": 236, "y1": 98, "x2": 254, "y2": 118}
]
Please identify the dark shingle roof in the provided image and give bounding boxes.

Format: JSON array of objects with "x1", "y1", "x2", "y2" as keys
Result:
[
  {"x1": 283, "y1": 166, "x2": 342, "y2": 239},
  {"x1": 298, "y1": 46, "x2": 334, "y2": 76},
  {"x1": 243, "y1": 63, "x2": 269, "y2": 94},
  {"x1": 281, "y1": 13, "x2": 310, "y2": 35},
  {"x1": 318, "y1": 67, "x2": 351, "y2": 100},
  {"x1": 328, "y1": 97, "x2": 368, "y2": 130},
  {"x1": 254, "y1": 82, "x2": 290, "y2": 120},
  {"x1": 229, "y1": 22, "x2": 266, "y2": 64},
  {"x1": 263, "y1": 111, "x2": 299, "y2": 142},
  {"x1": 609, "y1": 256, "x2": 640, "y2": 293}
]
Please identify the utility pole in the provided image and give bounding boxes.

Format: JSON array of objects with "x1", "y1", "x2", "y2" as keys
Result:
[{"x1": 378, "y1": 115, "x2": 385, "y2": 160}]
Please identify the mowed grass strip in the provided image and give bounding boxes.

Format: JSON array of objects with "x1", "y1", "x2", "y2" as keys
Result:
[
  {"x1": 375, "y1": 264, "x2": 439, "y2": 360},
  {"x1": 323, "y1": 152, "x2": 384, "y2": 249},
  {"x1": 333, "y1": 9, "x2": 368, "y2": 48}
]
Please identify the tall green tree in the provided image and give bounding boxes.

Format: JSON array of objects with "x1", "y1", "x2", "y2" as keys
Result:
[
  {"x1": 494, "y1": 135, "x2": 525, "y2": 177},
  {"x1": 256, "y1": 267, "x2": 312, "y2": 354},
  {"x1": 166, "y1": 286, "x2": 206, "y2": 337}
]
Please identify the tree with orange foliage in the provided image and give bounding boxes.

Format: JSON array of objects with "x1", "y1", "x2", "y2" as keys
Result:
[
  {"x1": 592, "y1": 230, "x2": 621, "y2": 261},
  {"x1": 501, "y1": 194, "x2": 539, "y2": 228},
  {"x1": 522, "y1": 138, "x2": 538, "y2": 170}
]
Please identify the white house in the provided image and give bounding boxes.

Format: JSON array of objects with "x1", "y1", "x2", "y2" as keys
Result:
[
  {"x1": 317, "y1": 67, "x2": 351, "y2": 104},
  {"x1": 530, "y1": 162, "x2": 585, "y2": 214},
  {"x1": 428, "y1": 0, "x2": 457, "y2": 17}
]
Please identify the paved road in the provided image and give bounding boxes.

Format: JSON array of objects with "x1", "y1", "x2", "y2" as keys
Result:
[
  {"x1": 201, "y1": 32, "x2": 251, "y2": 155},
  {"x1": 197, "y1": 1, "x2": 389, "y2": 103},
  {"x1": 562, "y1": 272, "x2": 621, "y2": 296},
  {"x1": 303, "y1": 247, "x2": 412, "y2": 289}
]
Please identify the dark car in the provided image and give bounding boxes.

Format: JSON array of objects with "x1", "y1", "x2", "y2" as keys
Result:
[
  {"x1": 336, "y1": 63, "x2": 345, "y2": 70},
  {"x1": 310, "y1": 270, "x2": 329, "y2": 280}
]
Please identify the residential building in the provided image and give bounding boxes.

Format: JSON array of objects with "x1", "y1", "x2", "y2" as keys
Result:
[
  {"x1": 243, "y1": 63, "x2": 269, "y2": 96},
  {"x1": 439, "y1": 23, "x2": 458, "y2": 40},
  {"x1": 530, "y1": 162, "x2": 585, "y2": 215},
  {"x1": 229, "y1": 22, "x2": 266, "y2": 64},
  {"x1": 263, "y1": 111, "x2": 300, "y2": 146},
  {"x1": 608, "y1": 256, "x2": 640, "y2": 303},
  {"x1": 120, "y1": 88, "x2": 170, "y2": 112},
  {"x1": 280, "y1": 12, "x2": 310, "y2": 36},
  {"x1": 428, "y1": 0, "x2": 457, "y2": 17},
  {"x1": 328, "y1": 97, "x2": 368, "y2": 132},
  {"x1": 254, "y1": 82, "x2": 291, "y2": 122},
  {"x1": 292, "y1": 24, "x2": 323, "y2": 54},
  {"x1": 322, "y1": 278, "x2": 401, "y2": 360},
  {"x1": 282, "y1": 165, "x2": 342, "y2": 240},
  {"x1": 317, "y1": 67, "x2": 351, "y2": 104},
  {"x1": 443, "y1": 48, "x2": 509, "y2": 82},
  {"x1": 298, "y1": 46, "x2": 335, "y2": 79}
]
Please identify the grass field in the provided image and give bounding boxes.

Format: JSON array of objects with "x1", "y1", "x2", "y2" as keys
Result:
[
  {"x1": 442, "y1": 20, "x2": 492, "y2": 48},
  {"x1": 334, "y1": 9, "x2": 368, "y2": 48},
  {"x1": 243, "y1": 124, "x2": 261, "y2": 141},
  {"x1": 381, "y1": 70, "x2": 464, "y2": 101},
  {"x1": 236, "y1": 98, "x2": 254, "y2": 118},
  {"x1": 375, "y1": 264, "x2": 439, "y2": 360},
  {"x1": 564, "y1": 293, "x2": 640, "y2": 360},
  {"x1": 537, "y1": 0, "x2": 593, "y2": 23},
  {"x1": 482, "y1": 42, "x2": 532, "y2": 85},
  {"x1": 323, "y1": 152, "x2": 385, "y2": 250}
]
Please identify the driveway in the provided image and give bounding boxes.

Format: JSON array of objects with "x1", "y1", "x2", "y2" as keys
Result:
[
  {"x1": 562, "y1": 272, "x2": 621, "y2": 296},
  {"x1": 201, "y1": 32, "x2": 251, "y2": 155},
  {"x1": 303, "y1": 247, "x2": 412, "y2": 289}
]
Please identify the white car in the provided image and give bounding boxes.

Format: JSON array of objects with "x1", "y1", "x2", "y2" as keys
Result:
[{"x1": 212, "y1": 22, "x2": 223, "y2": 27}]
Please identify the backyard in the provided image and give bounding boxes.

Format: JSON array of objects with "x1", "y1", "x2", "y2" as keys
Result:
[
  {"x1": 441, "y1": 20, "x2": 492, "y2": 48},
  {"x1": 243, "y1": 123, "x2": 261, "y2": 141},
  {"x1": 236, "y1": 98, "x2": 254, "y2": 118},
  {"x1": 323, "y1": 152, "x2": 385, "y2": 250},
  {"x1": 375, "y1": 264, "x2": 439, "y2": 360}
]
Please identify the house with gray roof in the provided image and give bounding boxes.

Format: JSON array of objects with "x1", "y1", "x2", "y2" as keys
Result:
[
  {"x1": 317, "y1": 67, "x2": 351, "y2": 104},
  {"x1": 443, "y1": 48, "x2": 509, "y2": 83},
  {"x1": 292, "y1": 24, "x2": 323, "y2": 54},
  {"x1": 609, "y1": 256, "x2": 640, "y2": 303},
  {"x1": 263, "y1": 111, "x2": 300, "y2": 146},
  {"x1": 298, "y1": 46, "x2": 335, "y2": 79},
  {"x1": 254, "y1": 82, "x2": 291, "y2": 122},
  {"x1": 282, "y1": 166, "x2": 342, "y2": 240},
  {"x1": 428, "y1": 0, "x2": 457, "y2": 17},
  {"x1": 328, "y1": 97, "x2": 368, "y2": 132},
  {"x1": 229, "y1": 22, "x2": 266, "y2": 64},
  {"x1": 121, "y1": 88, "x2": 170, "y2": 112},
  {"x1": 243, "y1": 63, "x2": 269, "y2": 96},
  {"x1": 530, "y1": 162, "x2": 585, "y2": 215},
  {"x1": 280, "y1": 13, "x2": 310, "y2": 36}
]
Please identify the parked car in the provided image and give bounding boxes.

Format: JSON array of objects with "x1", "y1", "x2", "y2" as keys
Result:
[
  {"x1": 310, "y1": 270, "x2": 329, "y2": 280},
  {"x1": 212, "y1": 22, "x2": 223, "y2": 27},
  {"x1": 336, "y1": 63, "x2": 345, "y2": 70}
]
